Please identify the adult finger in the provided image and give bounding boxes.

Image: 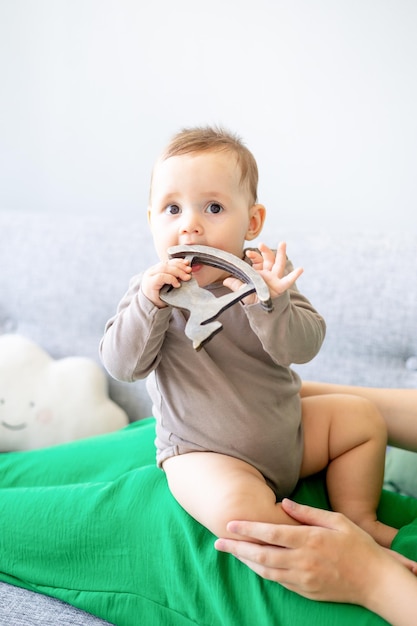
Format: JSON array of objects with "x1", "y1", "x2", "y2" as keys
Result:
[
  {"x1": 281, "y1": 499, "x2": 348, "y2": 531},
  {"x1": 215, "y1": 537, "x2": 290, "y2": 571},
  {"x1": 220, "y1": 519, "x2": 312, "y2": 550},
  {"x1": 214, "y1": 537, "x2": 315, "y2": 590}
]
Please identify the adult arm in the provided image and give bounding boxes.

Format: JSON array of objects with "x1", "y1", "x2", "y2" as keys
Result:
[
  {"x1": 301, "y1": 382, "x2": 417, "y2": 452},
  {"x1": 215, "y1": 499, "x2": 417, "y2": 626}
]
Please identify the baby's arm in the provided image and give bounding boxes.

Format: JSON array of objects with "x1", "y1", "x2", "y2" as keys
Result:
[
  {"x1": 100, "y1": 259, "x2": 189, "y2": 381},
  {"x1": 227, "y1": 242, "x2": 325, "y2": 365}
]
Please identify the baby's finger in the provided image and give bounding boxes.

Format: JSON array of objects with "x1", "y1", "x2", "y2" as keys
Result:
[
  {"x1": 168, "y1": 256, "x2": 192, "y2": 270},
  {"x1": 257, "y1": 242, "x2": 276, "y2": 270},
  {"x1": 223, "y1": 276, "x2": 244, "y2": 292},
  {"x1": 165, "y1": 258, "x2": 192, "y2": 283},
  {"x1": 246, "y1": 249, "x2": 264, "y2": 270},
  {"x1": 270, "y1": 242, "x2": 288, "y2": 274},
  {"x1": 283, "y1": 266, "x2": 304, "y2": 286}
]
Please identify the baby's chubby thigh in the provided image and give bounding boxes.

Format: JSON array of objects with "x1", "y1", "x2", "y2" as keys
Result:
[{"x1": 162, "y1": 451, "x2": 289, "y2": 539}]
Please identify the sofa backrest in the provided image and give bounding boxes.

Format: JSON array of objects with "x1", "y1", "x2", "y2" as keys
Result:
[
  {"x1": 286, "y1": 230, "x2": 417, "y2": 389},
  {"x1": 2, "y1": 209, "x2": 416, "y2": 421}
]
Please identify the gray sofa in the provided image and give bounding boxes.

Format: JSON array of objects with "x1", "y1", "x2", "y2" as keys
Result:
[{"x1": 1, "y1": 209, "x2": 417, "y2": 624}]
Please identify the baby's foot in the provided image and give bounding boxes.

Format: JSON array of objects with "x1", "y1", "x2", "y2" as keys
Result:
[
  {"x1": 358, "y1": 516, "x2": 417, "y2": 573},
  {"x1": 358, "y1": 518, "x2": 397, "y2": 548},
  {"x1": 383, "y1": 547, "x2": 417, "y2": 576}
]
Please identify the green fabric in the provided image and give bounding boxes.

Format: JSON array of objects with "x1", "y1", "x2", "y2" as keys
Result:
[{"x1": 1, "y1": 418, "x2": 417, "y2": 626}]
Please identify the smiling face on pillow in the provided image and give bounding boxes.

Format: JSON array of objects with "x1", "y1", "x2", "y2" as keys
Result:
[{"x1": 0, "y1": 334, "x2": 128, "y2": 451}]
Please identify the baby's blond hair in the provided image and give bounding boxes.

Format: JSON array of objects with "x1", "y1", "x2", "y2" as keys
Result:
[{"x1": 155, "y1": 126, "x2": 259, "y2": 204}]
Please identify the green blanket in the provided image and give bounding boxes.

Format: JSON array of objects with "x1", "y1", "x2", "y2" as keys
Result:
[{"x1": 1, "y1": 418, "x2": 416, "y2": 626}]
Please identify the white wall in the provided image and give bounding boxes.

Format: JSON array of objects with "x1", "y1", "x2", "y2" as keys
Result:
[{"x1": 1, "y1": 0, "x2": 416, "y2": 234}]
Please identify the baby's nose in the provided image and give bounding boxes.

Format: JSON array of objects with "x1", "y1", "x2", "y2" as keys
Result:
[{"x1": 179, "y1": 211, "x2": 202, "y2": 234}]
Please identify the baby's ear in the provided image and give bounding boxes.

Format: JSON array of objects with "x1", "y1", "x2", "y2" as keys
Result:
[{"x1": 246, "y1": 204, "x2": 266, "y2": 241}]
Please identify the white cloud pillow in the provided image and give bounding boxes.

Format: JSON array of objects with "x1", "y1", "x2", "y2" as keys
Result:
[{"x1": 0, "y1": 334, "x2": 128, "y2": 451}]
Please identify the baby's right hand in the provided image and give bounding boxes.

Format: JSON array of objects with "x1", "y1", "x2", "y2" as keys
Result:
[{"x1": 141, "y1": 258, "x2": 192, "y2": 308}]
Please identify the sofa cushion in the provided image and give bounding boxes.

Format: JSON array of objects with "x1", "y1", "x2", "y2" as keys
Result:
[{"x1": 0, "y1": 583, "x2": 113, "y2": 626}]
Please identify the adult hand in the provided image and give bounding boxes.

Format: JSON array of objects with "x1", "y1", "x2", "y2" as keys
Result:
[{"x1": 215, "y1": 499, "x2": 417, "y2": 625}]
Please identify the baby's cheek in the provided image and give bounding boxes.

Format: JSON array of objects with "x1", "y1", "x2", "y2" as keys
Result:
[{"x1": 36, "y1": 408, "x2": 54, "y2": 424}]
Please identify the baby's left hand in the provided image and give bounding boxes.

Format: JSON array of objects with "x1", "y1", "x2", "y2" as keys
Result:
[{"x1": 224, "y1": 242, "x2": 303, "y2": 305}]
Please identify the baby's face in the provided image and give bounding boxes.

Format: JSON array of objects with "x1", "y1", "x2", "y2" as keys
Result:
[{"x1": 148, "y1": 150, "x2": 262, "y2": 285}]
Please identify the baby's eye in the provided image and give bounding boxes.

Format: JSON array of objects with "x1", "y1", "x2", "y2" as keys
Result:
[
  {"x1": 206, "y1": 203, "x2": 223, "y2": 214},
  {"x1": 165, "y1": 204, "x2": 181, "y2": 215}
]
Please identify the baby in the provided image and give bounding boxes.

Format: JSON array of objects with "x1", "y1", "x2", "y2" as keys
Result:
[{"x1": 100, "y1": 125, "x2": 396, "y2": 549}]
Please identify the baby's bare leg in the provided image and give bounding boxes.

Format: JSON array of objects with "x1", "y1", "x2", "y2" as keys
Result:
[
  {"x1": 301, "y1": 394, "x2": 397, "y2": 548},
  {"x1": 162, "y1": 452, "x2": 297, "y2": 540},
  {"x1": 301, "y1": 382, "x2": 417, "y2": 451}
]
